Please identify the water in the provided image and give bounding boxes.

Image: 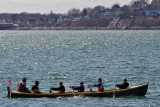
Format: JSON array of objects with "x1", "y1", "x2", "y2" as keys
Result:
[{"x1": 0, "y1": 30, "x2": 160, "y2": 107}]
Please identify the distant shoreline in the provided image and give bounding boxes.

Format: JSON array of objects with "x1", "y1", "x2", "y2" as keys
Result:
[{"x1": 11, "y1": 26, "x2": 160, "y2": 30}]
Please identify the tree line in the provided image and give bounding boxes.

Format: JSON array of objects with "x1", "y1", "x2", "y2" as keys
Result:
[{"x1": 0, "y1": 0, "x2": 160, "y2": 28}]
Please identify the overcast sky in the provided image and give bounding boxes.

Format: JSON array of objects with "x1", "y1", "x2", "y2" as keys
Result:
[{"x1": 0, "y1": 0, "x2": 150, "y2": 14}]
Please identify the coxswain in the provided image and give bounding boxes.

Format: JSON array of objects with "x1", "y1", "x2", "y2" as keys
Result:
[{"x1": 88, "y1": 78, "x2": 104, "y2": 92}]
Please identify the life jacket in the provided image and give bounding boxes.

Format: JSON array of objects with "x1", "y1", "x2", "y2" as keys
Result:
[
  {"x1": 58, "y1": 89, "x2": 65, "y2": 93},
  {"x1": 32, "y1": 88, "x2": 39, "y2": 92},
  {"x1": 98, "y1": 83, "x2": 104, "y2": 92},
  {"x1": 58, "y1": 85, "x2": 65, "y2": 93},
  {"x1": 18, "y1": 80, "x2": 26, "y2": 89}
]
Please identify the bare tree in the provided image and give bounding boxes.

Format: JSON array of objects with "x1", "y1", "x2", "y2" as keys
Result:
[
  {"x1": 92, "y1": 5, "x2": 105, "y2": 13},
  {"x1": 11, "y1": 14, "x2": 18, "y2": 23},
  {"x1": 67, "y1": 8, "x2": 80, "y2": 17},
  {"x1": 85, "y1": 8, "x2": 92, "y2": 15},
  {"x1": 139, "y1": 0, "x2": 148, "y2": 7},
  {"x1": 111, "y1": 3, "x2": 120, "y2": 10},
  {"x1": 82, "y1": 8, "x2": 87, "y2": 16}
]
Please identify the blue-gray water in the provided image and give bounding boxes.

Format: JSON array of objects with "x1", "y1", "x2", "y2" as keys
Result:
[{"x1": 0, "y1": 30, "x2": 160, "y2": 107}]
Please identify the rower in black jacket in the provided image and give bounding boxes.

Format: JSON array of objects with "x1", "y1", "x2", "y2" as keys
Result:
[
  {"x1": 70, "y1": 82, "x2": 84, "y2": 92},
  {"x1": 115, "y1": 79, "x2": 129, "y2": 89}
]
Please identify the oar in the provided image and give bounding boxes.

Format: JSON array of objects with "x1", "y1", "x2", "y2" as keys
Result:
[
  {"x1": 88, "y1": 85, "x2": 92, "y2": 92},
  {"x1": 49, "y1": 88, "x2": 52, "y2": 93},
  {"x1": 7, "y1": 86, "x2": 11, "y2": 98},
  {"x1": 70, "y1": 88, "x2": 76, "y2": 96},
  {"x1": 113, "y1": 85, "x2": 116, "y2": 98}
]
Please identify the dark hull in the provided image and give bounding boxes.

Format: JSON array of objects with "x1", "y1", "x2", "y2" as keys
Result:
[{"x1": 7, "y1": 83, "x2": 148, "y2": 98}]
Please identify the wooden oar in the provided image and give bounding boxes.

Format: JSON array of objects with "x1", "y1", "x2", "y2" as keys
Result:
[
  {"x1": 70, "y1": 88, "x2": 76, "y2": 96},
  {"x1": 7, "y1": 86, "x2": 11, "y2": 98},
  {"x1": 113, "y1": 85, "x2": 116, "y2": 98}
]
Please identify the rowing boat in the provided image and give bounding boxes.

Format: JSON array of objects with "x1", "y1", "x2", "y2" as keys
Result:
[{"x1": 7, "y1": 83, "x2": 148, "y2": 98}]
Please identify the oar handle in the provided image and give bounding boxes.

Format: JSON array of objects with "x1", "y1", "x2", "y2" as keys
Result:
[
  {"x1": 49, "y1": 88, "x2": 52, "y2": 93},
  {"x1": 88, "y1": 85, "x2": 92, "y2": 92}
]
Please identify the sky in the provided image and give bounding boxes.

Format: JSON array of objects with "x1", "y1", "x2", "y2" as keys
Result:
[{"x1": 0, "y1": 0, "x2": 149, "y2": 14}]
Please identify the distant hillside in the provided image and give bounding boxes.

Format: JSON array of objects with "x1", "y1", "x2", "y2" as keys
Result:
[{"x1": 1, "y1": 0, "x2": 160, "y2": 29}]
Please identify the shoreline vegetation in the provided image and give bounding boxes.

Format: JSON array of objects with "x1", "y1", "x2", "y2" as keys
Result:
[
  {"x1": 1, "y1": 0, "x2": 160, "y2": 30},
  {"x1": 13, "y1": 26, "x2": 160, "y2": 30}
]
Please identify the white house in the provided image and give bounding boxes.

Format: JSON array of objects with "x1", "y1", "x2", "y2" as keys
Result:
[
  {"x1": 151, "y1": 0, "x2": 160, "y2": 9},
  {"x1": 146, "y1": 10, "x2": 158, "y2": 16},
  {"x1": 57, "y1": 16, "x2": 63, "y2": 23},
  {"x1": 146, "y1": 0, "x2": 160, "y2": 16},
  {"x1": 49, "y1": 18, "x2": 56, "y2": 24},
  {"x1": 83, "y1": 15, "x2": 90, "y2": 19},
  {"x1": 146, "y1": 9, "x2": 160, "y2": 16},
  {"x1": 103, "y1": 10, "x2": 112, "y2": 16},
  {"x1": 72, "y1": 16, "x2": 83, "y2": 22}
]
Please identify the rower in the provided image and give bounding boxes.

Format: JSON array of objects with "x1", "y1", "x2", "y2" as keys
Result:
[
  {"x1": 69, "y1": 82, "x2": 85, "y2": 92},
  {"x1": 50, "y1": 82, "x2": 65, "y2": 93},
  {"x1": 18, "y1": 77, "x2": 30, "y2": 93},
  {"x1": 115, "y1": 79, "x2": 129, "y2": 89},
  {"x1": 88, "y1": 78, "x2": 104, "y2": 92},
  {"x1": 31, "y1": 81, "x2": 41, "y2": 93}
]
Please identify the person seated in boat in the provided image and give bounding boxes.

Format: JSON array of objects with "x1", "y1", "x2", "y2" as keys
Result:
[
  {"x1": 88, "y1": 78, "x2": 104, "y2": 92},
  {"x1": 69, "y1": 82, "x2": 85, "y2": 92},
  {"x1": 18, "y1": 77, "x2": 30, "y2": 93},
  {"x1": 115, "y1": 79, "x2": 129, "y2": 89},
  {"x1": 50, "y1": 82, "x2": 65, "y2": 93},
  {"x1": 31, "y1": 81, "x2": 41, "y2": 93}
]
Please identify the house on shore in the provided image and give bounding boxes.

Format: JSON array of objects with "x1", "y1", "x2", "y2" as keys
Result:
[{"x1": 146, "y1": 0, "x2": 160, "y2": 16}]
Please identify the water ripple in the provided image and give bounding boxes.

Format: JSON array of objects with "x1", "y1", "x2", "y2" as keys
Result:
[{"x1": 0, "y1": 30, "x2": 160, "y2": 106}]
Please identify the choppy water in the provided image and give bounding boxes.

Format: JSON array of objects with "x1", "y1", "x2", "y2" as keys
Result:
[{"x1": 0, "y1": 30, "x2": 160, "y2": 107}]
